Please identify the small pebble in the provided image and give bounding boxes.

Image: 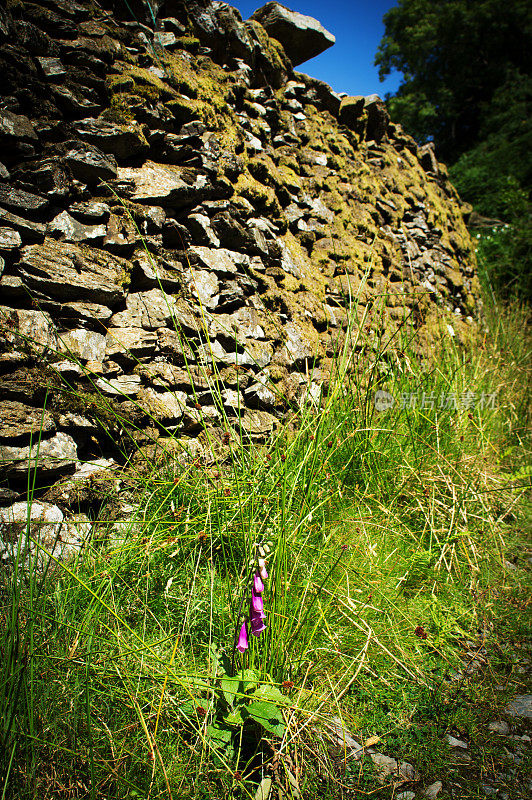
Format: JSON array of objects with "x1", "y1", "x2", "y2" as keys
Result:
[
  {"x1": 489, "y1": 720, "x2": 510, "y2": 735},
  {"x1": 397, "y1": 793, "x2": 415, "y2": 800},
  {"x1": 424, "y1": 781, "x2": 443, "y2": 798},
  {"x1": 446, "y1": 734, "x2": 468, "y2": 749},
  {"x1": 505, "y1": 694, "x2": 532, "y2": 719}
]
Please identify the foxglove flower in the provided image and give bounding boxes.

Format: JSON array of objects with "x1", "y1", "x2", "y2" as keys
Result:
[
  {"x1": 251, "y1": 586, "x2": 264, "y2": 613},
  {"x1": 250, "y1": 605, "x2": 266, "y2": 636},
  {"x1": 236, "y1": 622, "x2": 249, "y2": 653},
  {"x1": 253, "y1": 572, "x2": 264, "y2": 594},
  {"x1": 258, "y1": 558, "x2": 268, "y2": 580}
]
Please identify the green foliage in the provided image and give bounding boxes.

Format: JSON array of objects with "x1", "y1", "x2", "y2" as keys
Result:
[
  {"x1": 1, "y1": 285, "x2": 530, "y2": 798},
  {"x1": 376, "y1": 0, "x2": 531, "y2": 162},
  {"x1": 449, "y1": 69, "x2": 532, "y2": 220},
  {"x1": 376, "y1": 1, "x2": 532, "y2": 299}
]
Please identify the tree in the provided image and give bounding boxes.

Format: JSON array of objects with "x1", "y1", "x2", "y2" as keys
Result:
[{"x1": 375, "y1": 0, "x2": 531, "y2": 163}]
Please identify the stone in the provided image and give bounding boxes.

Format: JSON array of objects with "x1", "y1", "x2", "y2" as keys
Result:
[
  {"x1": 188, "y1": 246, "x2": 251, "y2": 277},
  {"x1": 208, "y1": 308, "x2": 266, "y2": 341},
  {"x1": 0, "y1": 306, "x2": 58, "y2": 354},
  {"x1": 0, "y1": 183, "x2": 49, "y2": 214},
  {"x1": 53, "y1": 85, "x2": 102, "y2": 116},
  {"x1": 424, "y1": 781, "x2": 443, "y2": 798},
  {"x1": 339, "y1": 96, "x2": 365, "y2": 127},
  {"x1": 48, "y1": 210, "x2": 107, "y2": 243},
  {"x1": 489, "y1": 720, "x2": 510, "y2": 735},
  {"x1": 113, "y1": 161, "x2": 219, "y2": 206},
  {"x1": 505, "y1": 694, "x2": 532, "y2": 719},
  {"x1": 0, "y1": 208, "x2": 46, "y2": 242},
  {"x1": 296, "y1": 72, "x2": 342, "y2": 115},
  {"x1": 187, "y1": 213, "x2": 221, "y2": 247},
  {"x1": 74, "y1": 118, "x2": 148, "y2": 160},
  {"x1": 0, "y1": 401, "x2": 55, "y2": 440},
  {"x1": 251, "y1": 3, "x2": 335, "y2": 66},
  {"x1": 44, "y1": 458, "x2": 119, "y2": 508},
  {"x1": 186, "y1": 269, "x2": 219, "y2": 309},
  {"x1": 95, "y1": 375, "x2": 142, "y2": 396},
  {"x1": 57, "y1": 328, "x2": 107, "y2": 362},
  {"x1": 446, "y1": 735, "x2": 468, "y2": 749},
  {"x1": 110, "y1": 289, "x2": 178, "y2": 330},
  {"x1": 63, "y1": 141, "x2": 118, "y2": 183},
  {"x1": 103, "y1": 213, "x2": 140, "y2": 253},
  {"x1": 370, "y1": 753, "x2": 417, "y2": 782},
  {"x1": 418, "y1": 142, "x2": 439, "y2": 173},
  {"x1": 0, "y1": 228, "x2": 22, "y2": 250},
  {"x1": 0, "y1": 110, "x2": 38, "y2": 142},
  {"x1": 364, "y1": 94, "x2": 390, "y2": 143},
  {"x1": 105, "y1": 327, "x2": 158, "y2": 359},
  {"x1": 17, "y1": 239, "x2": 126, "y2": 305},
  {"x1": 0, "y1": 501, "x2": 90, "y2": 571},
  {"x1": 0, "y1": 432, "x2": 77, "y2": 475},
  {"x1": 138, "y1": 387, "x2": 187, "y2": 421},
  {"x1": 237, "y1": 409, "x2": 277, "y2": 438},
  {"x1": 36, "y1": 56, "x2": 67, "y2": 79},
  {"x1": 69, "y1": 201, "x2": 111, "y2": 221}
]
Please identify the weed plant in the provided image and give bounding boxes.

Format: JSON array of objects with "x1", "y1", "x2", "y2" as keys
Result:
[{"x1": 0, "y1": 273, "x2": 530, "y2": 798}]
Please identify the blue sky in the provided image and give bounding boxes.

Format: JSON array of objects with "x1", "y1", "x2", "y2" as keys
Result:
[{"x1": 229, "y1": 1, "x2": 402, "y2": 98}]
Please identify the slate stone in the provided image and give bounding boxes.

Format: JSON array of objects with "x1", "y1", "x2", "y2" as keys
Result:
[
  {"x1": 0, "y1": 400, "x2": 55, "y2": 441},
  {"x1": 0, "y1": 208, "x2": 46, "y2": 242},
  {"x1": 58, "y1": 328, "x2": 107, "y2": 362},
  {"x1": 74, "y1": 118, "x2": 148, "y2": 160},
  {"x1": 339, "y1": 96, "x2": 365, "y2": 127},
  {"x1": 63, "y1": 140, "x2": 118, "y2": 183},
  {"x1": 0, "y1": 306, "x2": 58, "y2": 354},
  {"x1": 37, "y1": 56, "x2": 67, "y2": 79},
  {"x1": 109, "y1": 289, "x2": 179, "y2": 330},
  {"x1": 0, "y1": 432, "x2": 77, "y2": 475},
  {"x1": 104, "y1": 327, "x2": 158, "y2": 359},
  {"x1": 185, "y1": 269, "x2": 220, "y2": 309},
  {"x1": 53, "y1": 84, "x2": 103, "y2": 116},
  {"x1": 17, "y1": 239, "x2": 127, "y2": 305},
  {"x1": 0, "y1": 110, "x2": 38, "y2": 142},
  {"x1": 505, "y1": 695, "x2": 532, "y2": 719},
  {"x1": 0, "y1": 501, "x2": 89, "y2": 570},
  {"x1": 69, "y1": 201, "x2": 111, "y2": 221},
  {"x1": 0, "y1": 183, "x2": 49, "y2": 214},
  {"x1": 0, "y1": 228, "x2": 22, "y2": 251},
  {"x1": 95, "y1": 374, "x2": 142, "y2": 396},
  {"x1": 138, "y1": 387, "x2": 187, "y2": 421},
  {"x1": 48, "y1": 210, "x2": 107, "y2": 243},
  {"x1": 188, "y1": 246, "x2": 251, "y2": 277},
  {"x1": 251, "y1": 2, "x2": 335, "y2": 66},
  {"x1": 364, "y1": 94, "x2": 390, "y2": 143},
  {"x1": 113, "y1": 161, "x2": 219, "y2": 207}
]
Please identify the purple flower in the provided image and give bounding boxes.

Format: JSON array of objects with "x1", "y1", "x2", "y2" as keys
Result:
[
  {"x1": 251, "y1": 586, "x2": 264, "y2": 613},
  {"x1": 250, "y1": 605, "x2": 267, "y2": 636},
  {"x1": 236, "y1": 622, "x2": 249, "y2": 653},
  {"x1": 253, "y1": 572, "x2": 264, "y2": 594}
]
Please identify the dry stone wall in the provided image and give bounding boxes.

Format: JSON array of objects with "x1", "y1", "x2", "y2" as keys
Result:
[{"x1": 0, "y1": 0, "x2": 478, "y2": 519}]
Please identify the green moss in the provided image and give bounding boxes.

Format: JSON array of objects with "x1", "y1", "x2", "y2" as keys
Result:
[{"x1": 234, "y1": 173, "x2": 281, "y2": 216}]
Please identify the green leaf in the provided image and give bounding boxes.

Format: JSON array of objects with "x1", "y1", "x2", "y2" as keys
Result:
[
  {"x1": 221, "y1": 675, "x2": 241, "y2": 706},
  {"x1": 224, "y1": 706, "x2": 244, "y2": 726},
  {"x1": 244, "y1": 701, "x2": 285, "y2": 736},
  {"x1": 252, "y1": 684, "x2": 287, "y2": 705},
  {"x1": 238, "y1": 668, "x2": 261, "y2": 692},
  {"x1": 205, "y1": 724, "x2": 232, "y2": 748}
]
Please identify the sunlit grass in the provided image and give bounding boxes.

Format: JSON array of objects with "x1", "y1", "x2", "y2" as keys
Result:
[{"x1": 1, "y1": 286, "x2": 530, "y2": 798}]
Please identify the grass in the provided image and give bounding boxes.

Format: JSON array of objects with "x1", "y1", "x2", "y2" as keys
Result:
[{"x1": 0, "y1": 273, "x2": 530, "y2": 798}]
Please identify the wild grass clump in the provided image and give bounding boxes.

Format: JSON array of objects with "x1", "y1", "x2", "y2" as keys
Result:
[{"x1": 1, "y1": 282, "x2": 530, "y2": 798}]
